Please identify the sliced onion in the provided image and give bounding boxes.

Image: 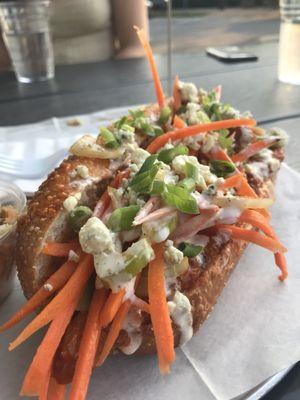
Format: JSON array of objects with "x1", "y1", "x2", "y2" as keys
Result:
[
  {"x1": 70, "y1": 135, "x2": 124, "y2": 159},
  {"x1": 213, "y1": 195, "x2": 273, "y2": 209}
]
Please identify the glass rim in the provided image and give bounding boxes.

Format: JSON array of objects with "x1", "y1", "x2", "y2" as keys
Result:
[{"x1": 0, "y1": 0, "x2": 50, "y2": 7}]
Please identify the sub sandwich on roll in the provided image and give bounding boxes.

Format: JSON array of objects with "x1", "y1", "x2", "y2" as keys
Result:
[{"x1": 1, "y1": 27, "x2": 288, "y2": 400}]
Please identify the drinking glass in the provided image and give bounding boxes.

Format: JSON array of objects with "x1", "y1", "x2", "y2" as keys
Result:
[
  {"x1": 0, "y1": 0, "x2": 54, "y2": 83},
  {"x1": 278, "y1": 0, "x2": 300, "y2": 85}
]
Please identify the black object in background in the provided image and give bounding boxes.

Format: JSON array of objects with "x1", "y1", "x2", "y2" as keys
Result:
[{"x1": 206, "y1": 46, "x2": 258, "y2": 63}]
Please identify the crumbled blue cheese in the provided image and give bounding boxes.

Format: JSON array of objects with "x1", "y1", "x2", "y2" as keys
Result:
[
  {"x1": 164, "y1": 241, "x2": 184, "y2": 265},
  {"x1": 63, "y1": 193, "x2": 81, "y2": 212},
  {"x1": 156, "y1": 162, "x2": 179, "y2": 185},
  {"x1": 172, "y1": 155, "x2": 218, "y2": 190},
  {"x1": 75, "y1": 165, "x2": 89, "y2": 179},
  {"x1": 131, "y1": 148, "x2": 150, "y2": 169},
  {"x1": 202, "y1": 133, "x2": 218, "y2": 153},
  {"x1": 182, "y1": 103, "x2": 210, "y2": 126},
  {"x1": 267, "y1": 127, "x2": 289, "y2": 147},
  {"x1": 142, "y1": 214, "x2": 176, "y2": 243},
  {"x1": 79, "y1": 216, "x2": 114, "y2": 254},
  {"x1": 168, "y1": 291, "x2": 193, "y2": 345},
  {"x1": 178, "y1": 81, "x2": 199, "y2": 103},
  {"x1": 94, "y1": 251, "x2": 125, "y2": 278}
]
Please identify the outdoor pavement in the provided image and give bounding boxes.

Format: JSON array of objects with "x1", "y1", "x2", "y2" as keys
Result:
[{"x1": 150, "y1": 7, "x2": 280, "y2": 54}]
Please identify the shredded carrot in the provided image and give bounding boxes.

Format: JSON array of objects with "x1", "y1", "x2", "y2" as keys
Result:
[
  {"x1": 93, "y1": 169, "x2": 130, "y2": 218},
  {"x1": 38, "y1": 368, "x2": 51, "y2": 400},
  {"x1": 0, "y1": 259, "x2": 77, "y2": 332},
  {"x1": 218, "y1": 173, "x2": 243, "y2": 190},
  {"x1": 100, "y1": 289, "x2": 125, "y2": 327},
  {"x1": 239, "y1": 209, "x2": 274, "y2": 237},
  {"x1": 96, "y1": 300, "x2": 131, "y2": 366},
  {"x1": 173, "y1": 115, "x2": 186, "y2": 129},
  {"x1": 148, "y1": 242, "x2": 175, "y2": 374},
  {"x1": 69, "y1": 288, "x2": 108, "y2": 400},
  {"x1": 232, "y1": 138, "x2": 277, "y2": 163},
  {"x1": 134, "y1": 26, "x2": 165, "y2": 109},
  {"x1": 47, "y1": 378, "x2": 66, "y2": 400},
  {"x1": 42, "y1": 241, "x2": 78, "y2": 257},
  {"x1": 173, "y1": 75, "x2": 181, "y2": 111},
  {"x1": 132, "y1": 296, "x2": 150, "y2": 314},
  {"x1": 93, "y1": 191, "x2": 111, "y2": 218},
  {"x1": 9, "y1": 254, "x2": 94, "y2": 350},
  {"x1": 209, "y1": 146, "x2": 233, "y2": 163},
  {"x1": 237, "y1": 177, "x2": 270, "y2": 219},
  {"x1": 222, "y1": 212, "x2": 288, "y2": 279},
  {"x1": 20, "y1": 302, "x2": 76, "y2": 397},
  {"x1": 209, "y1": 146, "x2": 270, "y2": 219},
  {"x1": 274, "y1": 252, "x2": 288, "y2": 281},
  {"x1": 217, "y1": 225, "x2": 287, "y2": 253},
  {"x1": 147, "y1": 118, "x2": 256, "y2": 153}
]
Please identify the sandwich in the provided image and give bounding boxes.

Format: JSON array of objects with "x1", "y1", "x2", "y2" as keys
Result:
[{"x1": 0, "y1": 28, "x2": 288, "y2": 400}]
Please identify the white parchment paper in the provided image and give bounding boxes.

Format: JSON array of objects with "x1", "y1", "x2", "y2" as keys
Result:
[{"x1": 0, "y1": 109, "x2": 299, "y2": 399}]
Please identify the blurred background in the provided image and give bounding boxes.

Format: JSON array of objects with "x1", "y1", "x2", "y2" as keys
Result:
[{"x1": 0, "y1": 0, "x2": 280, "y2": 71}]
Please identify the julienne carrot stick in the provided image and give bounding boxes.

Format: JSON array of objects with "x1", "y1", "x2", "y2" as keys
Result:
[
  {"x1": 93, "y1": 169, "x2": 130, "y2": 218},
  {"x1": 38, "y1": 368, "x2": 51, "y2": 400},
  {"x1": 134, "y1": 26, "x2": 165, "y2": 109},
  {"x1": 93, "y1": 191, "x2": 110, "y2": 218},
  {"x1": 275, "y1": 252, "x2": 288, "y2": 281},
  {"x1": 173, "y1": 75, "x2": 181, "y2": 112},
  {"x1": 173, "y1": 115, "x2": 186, "y2": 129},
  {"x1": 211, "y1": 148, "x2": 287, "y2": 279},
  {"x1": 96, "y1": 300, "x2": 131, "y2": 367},
  {"x1": 47, "y1": 378, "x2": 67, "y2": 400},
  {"x1": 9, "y1": 254, "x2": 94, "y2": 350},
  {"x1": 20, "y1": 302, "x2": 76, "y2": 397},
  {"x1": 209, "y1": 146, "x2": 270, "y2": 219},
  {"x1": 0, "y1": 260, "x2": 77, "y2": 332},
  {"x1": 148, "y1": 242, "x2": 175, "y2": 374},
  {"x1": 217, "y1": 225, "x2": 287, "y2": 254},
  {"x1": 100, "y1": 289, "x2": 125, "y2": 327},
  {"x1": 218, "y1": 173, "x2": 243, "y2": 190},
  {"x1": 238, "y1": 209, "x2": 274, "y2": 237},
  {"x1": 232, "y1": 138, "x2": 277, "y2": 163},
  {"x1": 147, "y1": 118, "x2": 256, "y2": 153},
  {"x1": 42, "y1": 241, "x2": 78, "y2": 257},
  {"x1": 220, "y1": 217, "x2": 288, "y2": 279},
  {"x1": 237, "y1": 177, "x2": 270, "y2": 219},
  {"x1": 69, "y1": 288, "x2": 108, "y2": 400}
]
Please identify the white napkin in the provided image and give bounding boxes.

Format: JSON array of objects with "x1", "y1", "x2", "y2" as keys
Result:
[{"x1": 0, "y1": 106, "x2": 136, "y2": 194}]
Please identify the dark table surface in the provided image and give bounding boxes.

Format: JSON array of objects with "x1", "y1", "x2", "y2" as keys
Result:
[{"x1": 0, "y1": 41, "x2": 299, "y2": 399}]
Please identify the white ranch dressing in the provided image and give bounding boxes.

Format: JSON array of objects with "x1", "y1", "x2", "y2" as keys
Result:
[
  {"x1": 168, "y1": 291, "x2": 193, "y2": 345},
  {"x1": 119, "y1": 307, "x2": 143, "y2": 355}
]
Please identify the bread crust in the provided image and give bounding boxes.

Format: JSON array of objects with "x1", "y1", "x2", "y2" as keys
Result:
[{"x1": 16, "y1": 156, "x2": 112, "y2": 299}]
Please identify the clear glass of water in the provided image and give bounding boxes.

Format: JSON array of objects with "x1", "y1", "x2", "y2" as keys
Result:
[
  {"x1": 278, "y1": 0, "x2": 300, "y2": 85},
  {"x1": 0, "y1": 0, "x2": 54, "y2": 83}
]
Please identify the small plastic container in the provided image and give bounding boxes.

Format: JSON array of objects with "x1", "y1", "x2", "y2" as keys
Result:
[{"x1": 0, "y1": 180, "x2": 26, "y2": 303}]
